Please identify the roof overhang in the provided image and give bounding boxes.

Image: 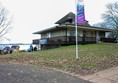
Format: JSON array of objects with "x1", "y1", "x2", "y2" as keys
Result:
[
  {"x1": 33, "y1": 26, "x2": 57, "y2": 34},
  {"x1": 33, "y1": 26, "x2": 66, "y2": 34},
  {"x1": 33, "y1": 24, "x2": 113, "y2": 34},
  {"x1": 60, "y1": 25, "x2": 113, "y2": 32}
]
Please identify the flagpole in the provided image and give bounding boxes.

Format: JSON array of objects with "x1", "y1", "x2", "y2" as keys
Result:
[{"x1": 75, "y1": 0, "x2": 79, "y2": 60}]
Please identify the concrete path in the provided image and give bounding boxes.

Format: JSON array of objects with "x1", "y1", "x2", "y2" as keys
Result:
[
  {"x1": 79, "y1": 66, "x2": 118, "y2": 83},
  {"x1": 0, "y1": 64, "x2": 91, "y2": 83}
]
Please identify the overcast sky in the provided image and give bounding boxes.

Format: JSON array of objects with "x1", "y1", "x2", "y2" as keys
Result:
[{"x1": 0, "y1": 0, "x2": 117, "y2": 43}]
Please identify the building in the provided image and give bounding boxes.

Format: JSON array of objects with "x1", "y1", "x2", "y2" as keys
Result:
[{"x1": 33, "y1": 12, "x2": 113, "y2": 49}]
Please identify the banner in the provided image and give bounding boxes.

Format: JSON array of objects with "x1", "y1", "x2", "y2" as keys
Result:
[
  {"x1": 77, "y1": 0, "x2": 86, "y2": 24},
  {"x1": 39, "y1": 39, "x2": 47, "y2": 44}
]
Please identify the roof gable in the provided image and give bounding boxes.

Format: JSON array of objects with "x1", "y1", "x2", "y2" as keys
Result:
[
  {"x1": 55, "y1": 12, "x2": 75, "y2": 24},
  {"x1": 55, "y1": 12, "x2": 90, "y2": 26}
]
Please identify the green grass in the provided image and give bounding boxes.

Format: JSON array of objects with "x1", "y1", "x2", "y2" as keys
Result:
[{"x1": 0, "y1": 43, "x2": 118, "y2": 75}]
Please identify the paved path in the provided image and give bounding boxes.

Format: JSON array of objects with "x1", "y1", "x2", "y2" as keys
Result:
[
  {"x1": 79, "y1": 66, "x2": 118, "y2": 83},
  {"x1": 0, "y1": 64, "x2": 91, "y2": 83}
]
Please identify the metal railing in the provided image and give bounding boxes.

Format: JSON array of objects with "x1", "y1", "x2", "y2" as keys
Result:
[{"x1": 33, "y1": 36, "x2": 96, "y2": 45}]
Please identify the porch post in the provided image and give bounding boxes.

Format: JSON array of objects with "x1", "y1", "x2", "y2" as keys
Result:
[
  {"x1": 66, "y1": 28, "x2": 68, "y2": 43},
  {"x1": 96, "y1": 31, "x2": 100, "y2": 42}
]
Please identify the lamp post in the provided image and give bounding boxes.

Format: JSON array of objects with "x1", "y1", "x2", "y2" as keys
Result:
[{"x1": 75, "y1": 0, "x2": 79, "y2": 60}]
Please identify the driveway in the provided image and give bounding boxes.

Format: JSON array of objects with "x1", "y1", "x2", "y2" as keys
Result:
[{"x1": 0, "y1": 64, "x2": 91, "y2": 83}]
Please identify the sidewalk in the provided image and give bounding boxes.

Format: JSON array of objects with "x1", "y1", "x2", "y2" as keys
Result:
[{"x1": 79, "y1": 66, "x2": 118, "y2": 83}]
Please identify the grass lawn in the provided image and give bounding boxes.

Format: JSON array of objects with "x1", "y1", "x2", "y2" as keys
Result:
[{"x1": 0, "y1": 43, "x2": 118, "y2": 75}]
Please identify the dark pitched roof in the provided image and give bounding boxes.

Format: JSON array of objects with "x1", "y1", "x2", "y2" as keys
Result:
[{"x1": 33, "y1": 12, "x2": 112, "y2": 34}]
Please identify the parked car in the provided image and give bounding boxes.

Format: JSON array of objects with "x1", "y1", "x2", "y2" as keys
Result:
[
  {"x1": 11, "y1": 45, "x2": 20, "y2": 52},
  {"x1": 0, "y1": 46, "x2": 12, "y2": 54}
]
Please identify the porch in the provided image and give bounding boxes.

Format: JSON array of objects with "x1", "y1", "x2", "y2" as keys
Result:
[
  {"x1": 33, "y1": 36, "x2": 96, "y2": 44},
  {"x1": 33, "y1": 36, "x2": 96, "y2": 49}
]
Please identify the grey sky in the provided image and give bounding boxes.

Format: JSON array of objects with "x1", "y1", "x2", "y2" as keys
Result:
[{"x1": 0, "y1": 0, "x2": 117, "y2": 43}]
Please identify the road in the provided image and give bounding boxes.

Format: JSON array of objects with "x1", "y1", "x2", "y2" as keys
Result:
[{"x1": 0, "y1": 64, "x2": 91, "y2": 83}]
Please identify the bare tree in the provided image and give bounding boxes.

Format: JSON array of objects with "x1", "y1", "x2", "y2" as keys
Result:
[
  {"x1": 0, "y1": 3, "x2": 12, "y2": 41},
  {"x1": 93, "y1": 2, "x2": 118, "y2": 40},
  {"x1": 102, "y1": 2, "x2": 118, "y2": 39}
]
